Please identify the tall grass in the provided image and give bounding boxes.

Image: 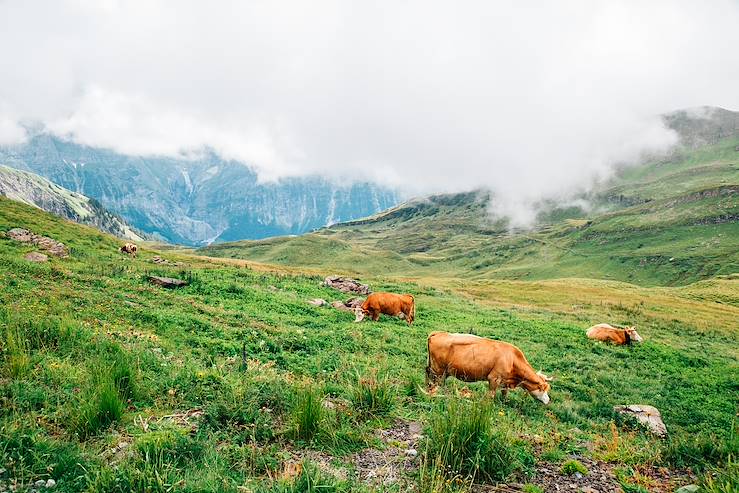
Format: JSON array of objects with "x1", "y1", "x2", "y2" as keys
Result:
[
  {"x1": 350, "y1": 373, "x2": 396, "y2": 417},
  {"x1": 1, "y1": 324, "x2": 31, "y2": 379},
  {"x1": 71, "y1": 360, "x2": 133, "y2": 438},
  {"x1": 292, "y1": 387, "x2": 323, "y2": 441},
  {"x1": 424, "y1": 399, "x2": 532, "y2": 483}
]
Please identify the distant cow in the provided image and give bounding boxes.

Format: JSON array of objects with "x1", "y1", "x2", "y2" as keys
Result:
[
  {"x1": 354, "y1": 292, "x2": 415, "y2": 325},
  {"x1": 586, "y1": 324, "x2": 643, "y2": 345},
  {"x1": 119, "y1": 243, "x2": 138, "y2": 257},
  {"x1": 426, "y1": 331, "x2": 553, "y2": 404}
]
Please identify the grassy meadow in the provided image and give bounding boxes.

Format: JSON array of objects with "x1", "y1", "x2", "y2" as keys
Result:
[{"x1": 1, "y1": 196, "x2": 737, "y2": 492}]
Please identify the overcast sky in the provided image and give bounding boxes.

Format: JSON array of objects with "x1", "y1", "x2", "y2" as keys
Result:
[{"x1": 1, "y1": 1, "x2": 738, "y2": 224}]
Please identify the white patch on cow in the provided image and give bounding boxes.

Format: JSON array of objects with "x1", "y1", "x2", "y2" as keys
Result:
[
  {"x1": 628, "y1": 328, "x2": 644, "y2": 343},
  {"x1": 354, "y1": 307, "x2": 365, "y2": 322},
  {"x1": 530, "y1": 389, "x2": 550, "y2": 404}
]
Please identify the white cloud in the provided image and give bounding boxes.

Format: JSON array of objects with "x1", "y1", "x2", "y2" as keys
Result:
[{"x1": 0, "y1": 0, "x2": 737, "y2": 222}]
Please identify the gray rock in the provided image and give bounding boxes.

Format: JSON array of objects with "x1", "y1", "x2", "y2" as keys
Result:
[
  {"x1": 45, "y1": 479, "x2": 56, "y2": 489},
  {"x1": 323, "y1": 276, "x2": 371, "y2": 295},
  {"x1": 34, "y1": 480, "x2": 45, "y2": 488},
  {"x1": 614, "y1": 404, "x2": 668, "y2": 437},
  {"x1": 675, "y1": 486, "x2": 699, "y2": 493},
  {"x1": 308, "y1": 298, "x2": 328, "y2": 307},
  {"x1": 148, "y1": 276, "x2": 188, "y2": 289},
  {"x1": 24, "y1": 252, "x2": 49, "y2": 262}
]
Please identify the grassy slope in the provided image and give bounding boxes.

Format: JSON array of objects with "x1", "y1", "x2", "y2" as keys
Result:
[
  {"x1": 1, "y1": 197, "x2": 737, "y2": 492},
  {"x1": 201, "y1": 137, "x2": 739, "y2": 287}
]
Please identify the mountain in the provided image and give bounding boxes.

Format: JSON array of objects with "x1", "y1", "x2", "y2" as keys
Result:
[
  {"x1": 0, "y1": 165, "x2": 143, "y2": 241},
  {"x1": 201, "y1": 107, "x2": 739, "y2": 286},
  {"x1": 0, "y1": 133, "x2": 400, "y2": 245}
]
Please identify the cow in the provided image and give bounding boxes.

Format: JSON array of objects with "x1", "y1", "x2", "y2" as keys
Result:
[
  {"x1": 426, "y1": 331, "x2": 553, "y2": 404},
  {"x1": 354, "y1": 292, "x2": 415, "y2": 325},
  {"x1": 586, "y1": 324, "x2": 643, "y2": 345},
  {"x1": 119, "y1": 242, "x2": 138, "y2": 257}
]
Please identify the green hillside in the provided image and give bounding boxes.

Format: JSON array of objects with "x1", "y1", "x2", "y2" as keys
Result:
[
  {"x1": 1, "y1": 197, "x2": 737, "y2": 492},
  {"x1": 201, "y1": 136, "x2": 739, "y2": 286}
]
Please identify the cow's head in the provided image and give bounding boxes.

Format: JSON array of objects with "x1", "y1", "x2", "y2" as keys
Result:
[
  {"x1": 354, "y1": 306, "x2": 366, "y2": 322},
  {"x1": 625, "y1": 326, "x2": 643, "y2": 343},
  {"x1": 528, "y1": 371, "x2": 554, "y2": 404}
]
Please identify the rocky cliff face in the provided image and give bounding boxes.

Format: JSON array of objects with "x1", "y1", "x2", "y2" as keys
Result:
[
  {"x1": 0, "y1": 133, "x2": 400, "y2": 245},
  {"x1": 0, "y1": 165, "x2": 143, "y2": 240}
]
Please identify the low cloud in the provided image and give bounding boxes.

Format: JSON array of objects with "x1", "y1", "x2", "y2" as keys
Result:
[{"x1": 0, "y1": 1, "x2": 737, "y2": 223}]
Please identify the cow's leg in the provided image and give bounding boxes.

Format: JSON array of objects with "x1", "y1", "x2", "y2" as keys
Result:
[
  {"x1": 487, "y1": 375, "x2": 500, "y2": 399},
  {"x1": 371, "y1": 309, "x2": 380, "y2": 321}
]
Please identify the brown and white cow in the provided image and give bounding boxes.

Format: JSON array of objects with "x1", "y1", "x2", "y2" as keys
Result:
[
  {"x1": 119, "y1": 242, "x2": 138, "y2": 257},
  {"x1": 354, "y1": 292, "x2": 415, "y2": 325},
  {"x1": 586, "y1": 324, "x2": 643, "y2": 345},
  {"x1": 426, "y1": 331, "x2": 553, "y2": 404}
]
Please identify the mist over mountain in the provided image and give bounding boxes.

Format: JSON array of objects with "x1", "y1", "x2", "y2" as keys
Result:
[{"x1": 0, "y1": 132, "x2": 399, "y2": 245}]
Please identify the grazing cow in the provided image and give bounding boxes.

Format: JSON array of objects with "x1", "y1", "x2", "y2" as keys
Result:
[
  {"x1": 586, "y1": 324, "x2": 643, "y2": 345},
  {"x1": 119, "y1": 242, "x2": 138, "y2": 257},
  {"x1": 354, "y1": 292, "x2": 415, "y2": 325},
  {"x1": 426, "y1": 331, "x2": 553, "y2": 404}
]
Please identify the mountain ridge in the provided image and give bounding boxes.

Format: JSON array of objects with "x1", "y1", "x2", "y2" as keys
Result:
[
  {"x1": 0, "y1": 165, "x2": 143, "y2": 241},
  {"x1": 0, "y1": 133, "x2": 400, "y2": 245}
]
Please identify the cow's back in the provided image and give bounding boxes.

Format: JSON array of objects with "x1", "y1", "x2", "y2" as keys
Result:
[
  {"x1": 586, "y1": 324, "x2": 625, "y2": 344},
  {"x1": 428, "y1": 333, "x2": 517, "y2": 381}
]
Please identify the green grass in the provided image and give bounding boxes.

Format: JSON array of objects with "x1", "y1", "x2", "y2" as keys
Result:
[{"x1": 0, "y1": 196, "x2": 737, "y2": 491}]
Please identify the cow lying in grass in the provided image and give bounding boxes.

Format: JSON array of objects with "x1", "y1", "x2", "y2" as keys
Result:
[
  {"x1": 426, "y1": 331, "x2": 553, "y2": 404},
  {"x1": 586, "y1": 324, "x2": 643, "y2": 345},
  {"x1": 354, "y1": 292, "x2": 415, "y2": 325}
]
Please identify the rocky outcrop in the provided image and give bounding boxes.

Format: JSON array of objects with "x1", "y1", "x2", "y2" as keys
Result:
[
  {"x1": 7, "y1": 228, "x2": 69, "y2": 257},
  {"x1": 0, "y1": 165, "x2": 143, "y2": 241},
  {"x1": 323, "y1": 276, "x2": 371, "y2": 295}
]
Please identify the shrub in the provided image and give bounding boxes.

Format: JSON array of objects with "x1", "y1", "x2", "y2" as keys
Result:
[
  {"x1": 292, "y1": 387, "x2": 323, "y2": 441},
  {"x1": 424, "y1": 399, "x2": 531, "y2": 483},
  {"x1": 350, "y1": 373, "x2": 395, "y2": 417},
  {"x1": 560, "y1": 459, "x2": 588, "y2": 476}
]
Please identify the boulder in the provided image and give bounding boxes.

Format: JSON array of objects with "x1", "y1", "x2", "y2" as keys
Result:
[
  {"x1": 24, "y1": 252, "x2": 49, "y2": 262},
  {"x1": 323, "y1": 275, "x2": 370, "y2": 295},
  {"x1": 614, "y1": 404, "x2": 667, "y2": 437},
  {"x1": 148, "y1": 276, "x2": 188, "y2": 289}
]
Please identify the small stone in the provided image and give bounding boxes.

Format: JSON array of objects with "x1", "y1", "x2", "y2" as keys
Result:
[
  {"x1": 308, "y1": 298, "x2": 328, "y2": 307},
  {"x1": 675, "y1": 486, "x2": 699, "y2": 493},
  {"x1": 405, "y1": 448, "x2": 418, "y2": 457},
  {"x1": 45, "y1": 479, "x2": 56, "y2": 489},
  {"x1": 575, "y1": 472, "x2": 583, "y2": 479},
  {"x1": 581, "y1": 487, "x2": 599, "y2": 493},
  {"x1": 34, "y1": 480, "x2": 45, "y2": 488}
]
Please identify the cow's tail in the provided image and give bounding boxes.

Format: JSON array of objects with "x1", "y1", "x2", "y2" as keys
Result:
[
  {"x1": 409, "y1": 294, "x2": 416, "y2": 325},
  {"x1": 425, "y1": 332, "x2": 432, "y2": 385}
]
